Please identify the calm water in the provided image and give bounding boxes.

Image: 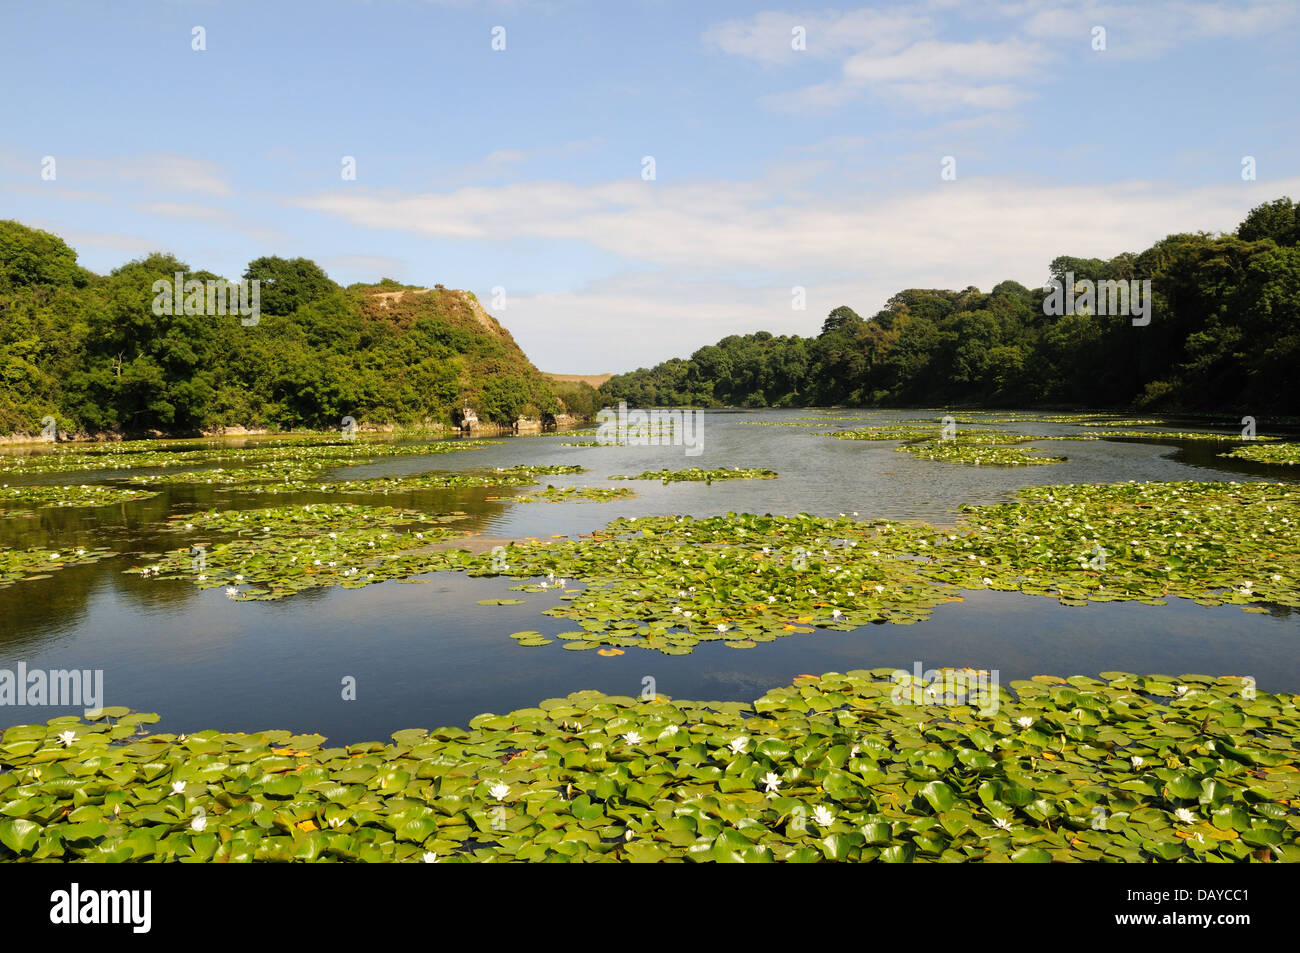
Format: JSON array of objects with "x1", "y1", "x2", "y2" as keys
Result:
[{"x1": 2, "y1": 409, "x2": 1297, "y2": 743}]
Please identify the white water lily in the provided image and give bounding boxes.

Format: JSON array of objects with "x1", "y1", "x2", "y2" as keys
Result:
[
  {"x1": 49, "y1": 553, "x2": 60, "y2": 560},
  {"x1": 812, "y1": 806, "x2": 835, "y2": 827},
  {"x1": 982, "y1": 577, "x2": 993, "y2": 586},
  {"x1": 489, "y1": 782, "x2": 510, "y2": 801},
  {"x1": 191, "y1": 814, "x2": 207, "y2": 832},
  {"x1": 422, "y1": 851, "x2": 438, "y2": 862},
  {"x1": 831, "y1": 609, "x2": 842, "y2": 620},
  {"x1": 767, "y1": 596, "x2": 776, "y2": 603},
  {"x1": 1131, "y1": 756, "x2": 1144, "y2": 769},
  {"x1": 728, "y1": 736, "x2": 748, "y2": 755},
  {"x1": 716, "y1": 623, "x2": 728, "y2": 633},
  {"x1": 623, "y1": 731, "x2": 643, "y2": 745},
  {"x1": 761, "y1": 772, "x2": 781, "y2": 794},
  {"x1": 875, "y1": 584, "x2": 885, "y2": 593},
  {"x1": 171, "y1": 781, "x2": 186, "y2": 795},
  {"x1": 1016, "y1": 716, "x2": 1034, "y2": 729},
  {"x1": 58, "y1": 730, "x2": 76, "y2": 746},
  {"x1": 992, "y1": 816, "x2": 1013, "y2": 831},
  {"x1": 1175, "y1": 685, "x2": 1189, "y2": 697},
  {"x1": 1174, "y1": 808, "x2": 1196, "y2": 825},
  {"x1": 225, "y1": 587, "x2": 238, "y2": 597}
]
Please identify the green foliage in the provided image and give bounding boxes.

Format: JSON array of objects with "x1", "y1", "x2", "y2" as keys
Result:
[
  {"x1": 0, "y1": 223, "x2": 571, "y2": 435},
  {"x1": 600, "y1": 197, "x2": 1300, "y2": 412}
]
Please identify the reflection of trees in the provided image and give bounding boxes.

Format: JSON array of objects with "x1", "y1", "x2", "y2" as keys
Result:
[{"x1": 0, "y1": 563, "x2": 93, "y2": 652}]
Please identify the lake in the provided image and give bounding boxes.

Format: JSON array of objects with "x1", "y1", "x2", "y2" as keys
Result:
[{"x1": 2, "y1": 408, "x2": 1297, "y2": 744}]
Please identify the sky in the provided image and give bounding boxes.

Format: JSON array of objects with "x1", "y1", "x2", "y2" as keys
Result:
[{"x1": 2, "y1": 0, "x2": 1299, "y2": 373}]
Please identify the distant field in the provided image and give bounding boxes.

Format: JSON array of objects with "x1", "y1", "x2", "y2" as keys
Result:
[{"x1": 544, "y1": 372, "x2": 612, "y2": 388}]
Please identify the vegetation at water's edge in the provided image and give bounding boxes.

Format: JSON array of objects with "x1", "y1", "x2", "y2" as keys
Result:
[
  {"x1": 600, "y1": 197, "x2": 1300, "y2": 413},
  {"x1": 1221, "y1": 442, "x2": 1300, "y2": 465},
  {"x1": 1, "y1": 671, "x2": 1295, "y2": 862},
  {"x1": 0, "y1": 221, "x2": 598, "y2": 438}
]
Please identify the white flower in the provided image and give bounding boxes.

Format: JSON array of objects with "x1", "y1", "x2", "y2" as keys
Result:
[
  {"x1": 191, "y1": 814, "x2": 207, "y2": 832},
  {"x1": 671, "y1": 606, "x2": 682, "y2": 614},
  {"x1": 875, "y1": 584, "x2": 885, "y2": 593},
  {"x1": 767, "y1": 596, "x2": 776, "y2": 603},
  {"x1": 225, "y1": 587, "x2": 238, "y2": 597},
  {"x1": 234, "y1": 575, "x2": 243, "y2": 581},
  {"x1": 49, "y1": 553, "x2": 60, "y2": 560},
  {"x1": 992, "y1": 816, "x2": 1013, "y2": 831},
  {"x1": 623, "y1": 731, "x2": 643, "y2": 745},
  {"x1": 728, "y1": 736, "x2": 748, "y2": 755},
  {"x1": 831, "y1": 609, "x2": 842, "y2": 620},
  {"x1": 716, "y1": 623, "x2": 728, "y2": 633},
  {"x1": 1016, "y1": 716, "x2": 1033, "y2": 729},
  {"x1": 812, "y1": 805, "x2": 835, "y2": 827},
  {"x1": 422, "y1": 851, "x2": 438, "y2": 862},
  {"x1": 489, "y1": 782, "x2": 510, "y2": 801},
  {"x1": 171, "y1": 780, "x2": 186, "y2": 795},
  {"x1": 329, "y1": 532, "x2": 337, "y2": 539},
  {"x1": 849, "y1": 745, "x2": 861, "y2": 759},
  {"x1": 1131, "y1": 756, "x2": 1144, "y2": 769},
  {"x1": 58, "y1": 730, "x2": 76, "y2": 746},
  {"x1": 1174, "y1": 685, "x2": 1189, "y2": 697},
  {"x1": 557, "y1": 579, "x2": 567, "y2": 587},
  {"x1": 75, "y1": 548, "x2": 86, "y2": 556},
  {"x1": 982, "y1": 577, "x2": 993, "y2": 586},
  {"x1": 1174, "y1": 808, "x2": 1196, "y2": 825},
  {"x1": 762, "y1": 772, "x2": 781, "y2": 794}
]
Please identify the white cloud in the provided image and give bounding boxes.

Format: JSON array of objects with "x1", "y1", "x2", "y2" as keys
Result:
[{"x1": 294, "y1": 171, "x2": 1300, "y2": 370}]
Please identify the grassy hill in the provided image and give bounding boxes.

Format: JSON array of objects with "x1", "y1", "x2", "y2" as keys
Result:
[{"x1": 0, "y1": 221, "x2": 578, "y2": 438}]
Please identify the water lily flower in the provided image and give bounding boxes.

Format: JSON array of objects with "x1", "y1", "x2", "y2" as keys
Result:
[
  {"x1": 58, "y1": 730, "x2": 76, "y2": 746},
  {"x1": 716, "y1": 623, "x2": 728, "y2": 633},
  {"x1": 49, "y1": 553, "x2": 60, "y2": 560},
  {"x1": 812, "y1": 806, "x2": 835, "y2": 827},
  {"x1": 75, "y1": 548, "x2": 86, "y2": 556},
  {"x1": 728, "y1": 736, "x2": 748, "y2": 754},
  {"x1": 992, "y1": 817, "x2": 1013, "y2": 831},
  {"x1": 1016, "y1": 716, "x2": 1034, "y2": 729},
  {"x1": 191, "y1": 814, "x2": 207, "y2": 832},
  {"x1": 982, "y1": 577, "x2": 993, "y2": 586},
  {"x1": 831, "y1": 609, "x2": 842, "y2": 620},
  {"x1": 672, "y1": 606, "x2": 682, "y2": 614},
  {"x1": 171, "y1": 781, "x2": 186, "y2": 795},
  {"x1": 623, "y1": 731, "x2": 643, "y2": 745},
  {"x1": 1174, "y1": 808, "x2": 1196, "y2": 825},
  {"x1": 1131, "y1": 756, "x2": 1144, "y2": 769},
  {"x1": 225, "y1": 587, "x2": 239, "y2": 598},
  {"x1": 761, "y1": 772, "x2": 781, "y2": 794},
  {"x1": 1175, "y1": 685, "x2": 1189, "y2": 697},
  {"x1": 422, "y1": 851, "x2": 438, "y2": 862},
  {"x1": 875, "y1": 585, "x2": 885, "y2": 593},
  {"x1": 489, "y1": 782, "x2": 510, "y2": 801}
]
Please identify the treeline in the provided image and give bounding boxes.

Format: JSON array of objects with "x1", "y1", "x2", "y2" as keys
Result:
[
  {"x1": 600, "y1": 198, "x2": 1300, "y2": 412},
  {"x1": 0, "y1": 221, "x2": 594, "y2": 437}
]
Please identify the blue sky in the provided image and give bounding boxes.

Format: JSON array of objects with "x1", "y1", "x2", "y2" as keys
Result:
[{"x1": 3, "y1": 0, "x2": 1298, "y2": 372}]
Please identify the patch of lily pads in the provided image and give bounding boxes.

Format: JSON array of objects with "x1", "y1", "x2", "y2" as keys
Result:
[
  {"x1": 897, "y1": 442, "x2": 1063, "y2": 466},
  {"x1": 609, "y1": 468, "x2": 778, "y2": 484},
  {"x1": 2, "y1": 672, "x2": 1295, "y2": 862},
  {"x1": 0, "y1": 483, "x2": 158, "y2": 511},
  {"x1": 129, "y1": 503, "x2": 473, "y2": 599},
  {"x1": 1220, "y1": 443, "x2": 1300, "y2": 466},
  {"x1": 0, "y1": 546, "x2": 117, "y2": 588},
  {"x1": 513, "y1": 486, "x2": 636, "y2": 504}
]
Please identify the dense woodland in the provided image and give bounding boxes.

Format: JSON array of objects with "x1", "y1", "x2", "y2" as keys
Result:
[
  {"x1": 0, "y1": 222, "x2": 595, "y2": 437},
  {"x1": 600, "y1": 198, "x2": 1300, "y2": 412}
]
